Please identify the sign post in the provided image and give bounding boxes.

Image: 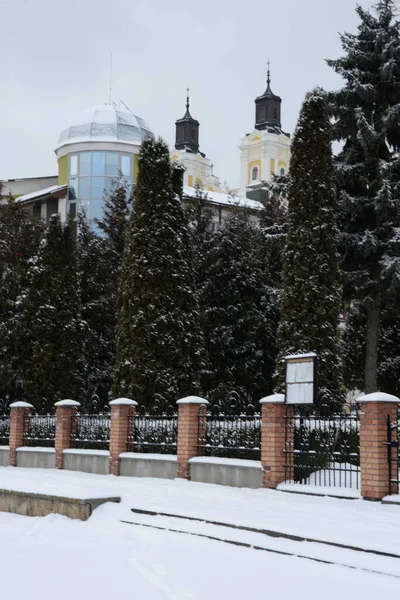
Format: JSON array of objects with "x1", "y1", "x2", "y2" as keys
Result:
[{"x1": 285, "y1": 353, "x2": 317, "y2": 405}]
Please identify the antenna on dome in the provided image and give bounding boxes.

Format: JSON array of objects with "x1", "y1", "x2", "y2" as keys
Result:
[{"x1": 108, "y1": 53, "x2": 113, "y2": 105}]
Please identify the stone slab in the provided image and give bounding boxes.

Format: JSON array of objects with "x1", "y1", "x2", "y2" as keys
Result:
[{"x1": 0, "y1": 488, "x2": 120, "y2": 521}]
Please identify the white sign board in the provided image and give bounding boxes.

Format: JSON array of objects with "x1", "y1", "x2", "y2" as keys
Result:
[{"x1": 285, "y1": 353, "x2": 316, "y2": 405}]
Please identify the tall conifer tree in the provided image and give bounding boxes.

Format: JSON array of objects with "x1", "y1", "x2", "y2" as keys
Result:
[
  {"x1": 0, "y1": 197, "x2": 43, "y2": 394},
  {"x1": 114, "y1": 138, "x2": 202, "y2": 404},
  {"x1": 20, "y1": 215, "x2": 84, "y2": 406},
  {"x1": 277, "y1": 89, "x2": 343, "y2": 408},
  {"x1": 77, "y1": 212, "x2": 115, "y2": 402},
  {"x1": 327, "y1": 0, "x2": 400, "y2": 392},
  {"x1": 201, "y1": 209, "x2": 276, "y2": 403}
]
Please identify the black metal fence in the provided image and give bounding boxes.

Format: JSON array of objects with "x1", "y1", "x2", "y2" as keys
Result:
[
  {"x1": 0, "y1": 397, "x2": 11, "y2": 445},
  {"x1": 387, "y1": 415, "x2": 400, "y2": 496},
  {"x1": 71, "y1": 396, "x2": 110, "y2": 450},
  {"x1": 23, "y1": 401, "x2": 56, "y2": 447},
  {"x1": 284, "y1": 406, "x2": 360, "y2": 490},
  {"x1": 127, "y1": 396, "x2": 178, "y2": 454},
  {"x1": 198, "y1": 396, "x2": 261, "y2": 461}
]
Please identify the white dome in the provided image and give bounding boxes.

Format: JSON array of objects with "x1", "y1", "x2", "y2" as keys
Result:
[{"x1": 56, "y1": 102, "x2": 153, "y2": 150}]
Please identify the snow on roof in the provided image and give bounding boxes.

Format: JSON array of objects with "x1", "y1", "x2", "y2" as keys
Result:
[
  {"x1": 15, "y1": 184, "x2": 67, "y2": 203},
  {"x1": 183, "y1": 186, "x2": 263, "y2": 211},
  {"x1": 56, "y1": 102, "x2": 154, "y2": 150}
]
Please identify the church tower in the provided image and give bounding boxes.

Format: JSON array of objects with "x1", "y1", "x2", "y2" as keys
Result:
[
  {"x1": 239, "y1": 66, "x2": 291, "y2": 198},
  {"x1": 171, "y1": 90, "x2": 224, "y2": 192},
  {"x1": 174, "y1": 91, "x2": 200, "y2": 153}
]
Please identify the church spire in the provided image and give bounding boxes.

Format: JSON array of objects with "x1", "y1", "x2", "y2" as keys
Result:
[
  {"x1": 254, "y1": 63, "x2": 282, "y2": 132},
  {"x1": 175, "y1": 88, "x2": 200, "y2": 153}
]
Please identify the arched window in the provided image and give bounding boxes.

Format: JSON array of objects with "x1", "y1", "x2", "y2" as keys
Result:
[
  {"x1": 280, "y1": 167, "x2": 285, "y2": 176},
  {"x1": 252, "y1": 166, "x2": 259, "y2": 181},
  {"x1": 273, "y1": 107, "x2": 279, "y2": 120}
]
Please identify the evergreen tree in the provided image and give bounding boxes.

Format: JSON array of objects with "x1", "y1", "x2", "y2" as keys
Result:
[
  {"x1": 201, "y1": 208, "x2": 276, "y2": 403},
  {"x1": 19, "y1": 215, "x2": 84, "y2": 407},
  {"x1": 0, "y1": 197, "x2": 43, "y2": 395},
  {"x1": 259, "y1": 174, "x2": 289, "y2": 290},
  {"x1": 114, "y1": 138, "x2": 203, "y2": 404},
  {"x1": 276, "y1": 89, "x2": 343, "y2": 408},
  {"x1": 77, "y1": 212, "x2": 115, "y2": 403},
  {"x1": 96, "y1": 177, "x2": 132, "y2": 262},
  {"x1": 327, "y1": 0, "x2": 400, "y2": 392},
  {"x1": 343, "y1": 294, "x2": 400, "y2": 397}
]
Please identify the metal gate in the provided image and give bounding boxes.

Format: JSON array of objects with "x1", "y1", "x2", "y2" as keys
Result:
[{"x1": 387, "y1": 415, "x2": 400, "y2": 496}]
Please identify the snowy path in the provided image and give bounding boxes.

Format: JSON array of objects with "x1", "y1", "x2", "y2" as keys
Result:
[{"x1": 1, "y1": 468, "x2": 400, "y2": 598}]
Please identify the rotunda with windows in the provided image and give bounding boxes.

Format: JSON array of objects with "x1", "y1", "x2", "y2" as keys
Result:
[{"x1": 55, "y1": 102, "x2": 153, "y2": 220}]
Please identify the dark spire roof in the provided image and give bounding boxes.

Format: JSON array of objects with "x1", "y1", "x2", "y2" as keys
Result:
[
  {"x1": 254, "y1": 64, "x2": 283, "y2": 133},
  {"x1": 175, "y1": 88, "x2": 200, "y2": 153}
]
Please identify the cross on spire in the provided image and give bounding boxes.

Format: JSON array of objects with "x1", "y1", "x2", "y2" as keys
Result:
[
  {"x1": 267, "y1": 60, "x2": 271, "y2": 86},
  {"x1": 186, "y1": 87, "x2": 190, "y2": 110}
]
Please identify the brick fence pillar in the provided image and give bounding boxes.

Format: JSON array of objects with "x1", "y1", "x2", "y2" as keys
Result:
[
  {"x1": 54, "y1": 399, "x2": 81, "y2": 469},
  {"x1": 9, "y1": 401, "x2": 33, "y2": 467},
  {"x1": 177, "y1": 396, "x2": 209, "y2": 479},
  {"x1": 109, "y1": 398, "x2": 137, "y2": 476},
  {"x1": 260, "y1": 394, "x2": 289, "y2": 488},
  {"x1": 357, "y1": 392, "x2": 399, "y2": 501}
]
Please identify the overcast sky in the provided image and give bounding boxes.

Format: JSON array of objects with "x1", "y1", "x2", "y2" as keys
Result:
[{"x1": 0, "y1": 0, "x2": 378, "y2": 189}]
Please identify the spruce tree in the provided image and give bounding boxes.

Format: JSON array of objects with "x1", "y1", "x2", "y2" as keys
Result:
[
  {"x1": 77, "y1": 212, "x2": 115, "y2": 403},
  {"x1": 276, "y1": 89, "x2": 343, "y2": 408},
  {"x1": 19, "y1": 215, "x2": 84, "y2": 407},
  {"x1": 96, "y1": 177, "x2": 132, "y2": 261},
  {"x1": 201, "y1": 208, "x2": 276, "y2": 404},
  {"x1": 327, "y1": 0, "x2": 400, "y2": 392},
  {"x1": 114, "y1": 138, "x2": 202, "y2": 404},
  {"x1": 0, "y1": 197, "x2": 43, "y2": 395}
]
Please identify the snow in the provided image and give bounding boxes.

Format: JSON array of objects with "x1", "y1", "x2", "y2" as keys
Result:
[
  {"x1": 189, "y1": 456, "x2": 262, "y2": 469},
  {"x1": 176, "y1": 396, "x2": 209, "y2": 405},
  {"x1": 285, "y1": 352, "x2": 317, "y2": 360},
  {"x1": 63, "y1": 449, "x2": 109, "y2": 456},
  {"x1": 356, "y1": 392, "x2": 400, "y2": 403},
  {"x1": 278, "y1": 483, "x2": 360, "y2": 499},
  {"x1": 259, "y1": 393, "x2": 285, "y2": 404},
  {"x1": 183, "y1": 186, "x2": 263, "y2": 211},
  {"x1": 54, "y1": 399, "x2": 81, "y2": 407},
  {"x1": 109, "y1": 398, "x2": 138, "y2": 406},
  {"x1": 119, "y1": 452, "x2": 177, "y2": 461},
  {"x1": 15, "y1": 184, "x2": 67, "y2": 203},
  {"x1": 382, "y1": 495, "x2": 400, "y2": 506},
  {"x1": 17, "y1": 447, "x2": 55, "y2": 453},
  {"x1": 0, "y1": 468, "x2": 400, "y2": 599},
  {"x1": 9, "y1": 401, "x2": 34, "y2": 408}
]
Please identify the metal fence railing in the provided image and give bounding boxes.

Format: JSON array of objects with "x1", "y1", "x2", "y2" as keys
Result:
[
  {"x1": 127, "y1": 396, "x2": 178, "y2": 454},
  {"x1": 284, "y1": 406, "x2": 360, "y2": 490},
  {"x1": 0, "y1": 397, "x2": 11, "y2": 445},
  {"x1": 198, "y1": 402, "x2": 261, "y2": 461},
  {"x1": 70, "y1": 396, "x2": 110, "y2": 450},
  {"x1": 23, "y1": 402, "x2": 56, "y2": 447}
]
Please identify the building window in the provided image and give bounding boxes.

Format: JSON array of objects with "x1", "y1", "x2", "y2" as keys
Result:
[
  {"x1": 257, "y1": 105, "x2": 266, "y2": 122},
  {"x1": 177, "y1": 125, "x2": 185, "y2": 142},
  {"x1": 273, "y1": 107, "x2": 279, "y2": 121},
  {"x1": 70, "y1": 155, "x2": 78, "y2": 176},
  {"x1": 252, "y1": 166, "x2": 259, "y2": 181},
  {"x1": 280, "y1": 168, "x2": 285, "y2": 176},
  {"x1": 190, "y1": 128, "x2": 197, "y2": 142},
  {"x1": 67, "y1": 151, "x2": 133, "y2": 221}
]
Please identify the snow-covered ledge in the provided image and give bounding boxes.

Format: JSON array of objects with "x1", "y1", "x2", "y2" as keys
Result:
[
  {"x1": 109, "y1": 398, "x2": 138, "y2": 406},
  {"x1": 356, "y1": 392, "x2": 400, "y2": 403},
  {"x1": 259, "y1": 393, "x2": 285, "y2": 404},
  {"x1": 54, "y1": 399, "x2": 81, "y2": 407},
  {"x1": 9, "y1": 401, "x2": 34, "y2": 409},
  {"x1": 176, "y1": 396, "x2": 209, "y2": 405}
]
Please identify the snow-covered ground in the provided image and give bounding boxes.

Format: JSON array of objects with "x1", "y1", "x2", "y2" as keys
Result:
[{"x1": 1, "y1": 467, "x2": 400, "y2": 599}]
